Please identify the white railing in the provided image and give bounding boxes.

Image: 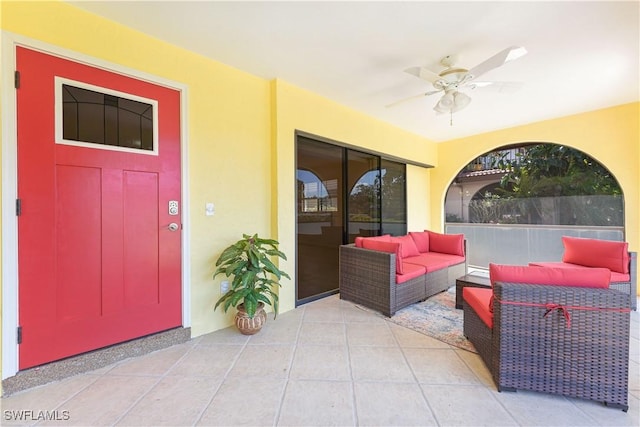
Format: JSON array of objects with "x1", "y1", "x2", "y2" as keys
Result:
[{"x1": 445, "y1": 223, "x2": 625, "y2": 269}]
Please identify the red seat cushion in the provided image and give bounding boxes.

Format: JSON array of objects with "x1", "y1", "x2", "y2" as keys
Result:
[
  {"x1": 610, "y1": 271, "x2": 631, "y2": 283},
  {"x1": 430, "y1": 252, "x2": 465, "y2": 267},
  {"x1": 405, "y1": 252, "x2": 465, "y2": 271},
  {"x1": 396, "y1": 263, "x2": 426, "y2": 284},
  {"x1": 403, "y1": 253, "x2": 451, "y2": 273},
  {"x1": 562, "y1": 236, "x2": 629, "y2": 274},
  {"x1": 490, "y1": 263, "x2": 610, "y2": 288},
  {"x1": 529, "y1": 261, "x2": 630, "y2": 283},
  {"x1": 463, "y1": 287, "x2": 493, "y2": 328}
]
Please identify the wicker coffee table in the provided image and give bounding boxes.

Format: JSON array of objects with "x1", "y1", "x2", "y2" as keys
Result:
[{"x1": 455, "y1": 274, "x2": 491, "y2": 309}]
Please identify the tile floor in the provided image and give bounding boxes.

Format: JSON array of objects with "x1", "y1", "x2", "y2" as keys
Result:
[{"x1": 1, "y1": 294, "x2": 639, "y2": 426}]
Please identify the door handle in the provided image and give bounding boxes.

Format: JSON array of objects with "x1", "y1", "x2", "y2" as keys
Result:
[{"x1": 168, "y1": 222, "x2": 179, "y2": 232}]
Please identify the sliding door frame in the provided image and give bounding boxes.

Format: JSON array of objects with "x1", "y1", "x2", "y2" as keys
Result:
[{"x1": 294, "y1": 131, "x2": 432, "y2": 306}]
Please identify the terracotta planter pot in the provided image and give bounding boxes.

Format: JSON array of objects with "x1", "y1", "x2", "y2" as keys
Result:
[{"x1": 235, "y1": 302, "x2": 266, "y2": 335}]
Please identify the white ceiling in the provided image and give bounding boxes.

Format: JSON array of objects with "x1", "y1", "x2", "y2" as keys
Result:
[{"x1": 68, "y1": 1, "x2": 639, "y2": 142}]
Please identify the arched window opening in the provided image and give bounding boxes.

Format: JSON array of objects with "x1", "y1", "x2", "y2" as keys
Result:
[
  {"x1": 444, "y1": 143, "x2": 625, "y2": 268},
  {"x1": 446, "y1": 143, "x2": 623, "y2": 226}
]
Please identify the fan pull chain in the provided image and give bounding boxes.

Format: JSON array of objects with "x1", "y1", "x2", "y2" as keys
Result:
[{"x1": 450, "y1": 111, "x2": 453, "y2": 126}]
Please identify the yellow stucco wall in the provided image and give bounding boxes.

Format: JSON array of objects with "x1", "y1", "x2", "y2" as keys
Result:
[
  {"x1": 0, "y1": 0, "x2": 438, "y2": 375},
  {"x1": 431, "y1": 103, "x2": 640, "y2": 255}
]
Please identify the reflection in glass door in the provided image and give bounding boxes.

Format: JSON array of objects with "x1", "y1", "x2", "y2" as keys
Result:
[
  {"x1": 296, "y1": 135, "x2": 408, "y2": 305},
  {"x1": 296, "y1": 137, "x2": 344, "y2": 303},
  {"x1": 381, "y1": 159, "x2": 407, "y2": 236},
  {"x1": 347, "y1": 150, "x2": 380, "y2": 242}
]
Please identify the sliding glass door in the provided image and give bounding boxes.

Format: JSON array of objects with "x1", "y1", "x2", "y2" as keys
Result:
[
  {"x1": 347, "y1": 150, "x2": 380, "y2": 241},
  {"x1": 380, "y1": 159, "x2": 407, "y2": 236},
  {"x1": 296, "y1": 135, "x2": 407, "y2": 305},
  {"x1": 296, "y1": 137, "x2": 344, "y2": 302}
]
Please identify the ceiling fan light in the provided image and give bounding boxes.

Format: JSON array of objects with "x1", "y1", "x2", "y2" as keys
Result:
[
  {"x1": 434, "y1": 103, "x2": 449, "y2": 114},
  {"x1": 435, "y1": 93, "x2": 455, "y2": 113},
  {"x1": 453, "y1": 91, "x2": 471, "y2": 110}
]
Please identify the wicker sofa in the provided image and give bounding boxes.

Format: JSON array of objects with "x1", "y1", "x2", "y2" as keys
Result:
[
  {"x1": 528, "y1": 236, "x2": 637, "y2": 310},
  {"x1": 339, "y1": 231, "x2": 466, "y2": 317},
  {"x1": 463, "y1": 264, "x2": 631, "y2": 411}
]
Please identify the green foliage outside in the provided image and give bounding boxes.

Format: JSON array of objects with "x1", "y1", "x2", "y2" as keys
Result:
[
  {"x1": 494, "y1": 144, "x2": 620, "y2": 197},
  {"x1": 468, "y1": 144, "x2": 623, "y2": 226},
  {"x1": 349, "y1": 164, "x2": 407, "y2": 224}
]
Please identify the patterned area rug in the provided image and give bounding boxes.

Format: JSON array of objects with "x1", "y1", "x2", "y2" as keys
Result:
[{"x1": 388, "y1": 287, "x2": 477, "y2": 353}]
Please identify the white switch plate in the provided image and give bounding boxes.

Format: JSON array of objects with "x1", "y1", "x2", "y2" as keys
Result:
[
  {"x1": 220, "y1": 280, "x2": 229, "y2": 293},
  {"x1": 205, "y1": 203, "x2": 215, "y2": 216}
]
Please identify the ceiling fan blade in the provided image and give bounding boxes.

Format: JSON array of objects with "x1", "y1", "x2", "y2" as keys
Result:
[
  {"x1": 386, "y1": 88, "x2": 444, "y2": 108},
  {"x1": 385, "y1": 92, "x2": 428, "y2": 108},
  {"x1": 404, "y1": 66, "x2": 441, "y2": 83},
  {"x1": 467, "y1": 46, "x2": 527, "y2": 80},
  {"x1": 466, "y1": 81, "x2": 524, "y2": 93}
]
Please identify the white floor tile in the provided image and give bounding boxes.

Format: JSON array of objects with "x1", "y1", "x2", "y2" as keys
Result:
[{"x1": 2, "y1": 291, "x2": 638, "y2": 427}]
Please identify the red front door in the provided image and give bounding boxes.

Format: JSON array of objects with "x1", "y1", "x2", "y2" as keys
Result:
[{"x1": 16, "y1": 47, "x2": 182, "y2": 369}]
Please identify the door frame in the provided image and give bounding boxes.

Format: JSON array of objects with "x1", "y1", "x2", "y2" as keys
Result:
[{"x1": 1, "y1": 32, "x2": 192, "y2": 379}]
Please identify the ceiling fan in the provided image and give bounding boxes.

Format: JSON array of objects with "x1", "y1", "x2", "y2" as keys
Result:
[{"x1": 391, "y1": 46, "x2": 527, "y2": 118}]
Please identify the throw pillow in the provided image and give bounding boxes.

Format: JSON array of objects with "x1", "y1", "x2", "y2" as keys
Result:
[
  {"x1": 489, "y1": 263, "x2": 610, "y2": 289},
  {"x1": 427, "y1": 231, "x2": 465, "y2": 256},
  {"x1": 390, "y1": 235, "x2": 421, "y2": 258},
  {"x1": 409, "y1": 231, "x2": 429, "y2": 253},
  {"x1": 562, "y1": 236, "x2": 629, "y2": 274},
  {"x1": 354, "y1": 234, "x2": 391, "y2": 248}
]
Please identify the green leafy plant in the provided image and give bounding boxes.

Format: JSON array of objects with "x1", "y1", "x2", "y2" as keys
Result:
[{"x1": 213, "y1": 234, "x2": 290, "y2": 318}]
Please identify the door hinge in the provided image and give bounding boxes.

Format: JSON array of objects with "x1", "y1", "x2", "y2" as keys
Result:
[
  {"x1": 16, "y1": 199, "x2": 22, "y2": 216},
  {"x1": 17, "y1": 326, "x2": 22, "y2": 344},
  {"x1": 14, "y1": 71, "x2": 20, "y2": 89}
]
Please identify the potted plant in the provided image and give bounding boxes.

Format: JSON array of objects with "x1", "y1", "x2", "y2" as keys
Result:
[{"x1": 213, "y1": 233, "x2": 290, "y2": 335}]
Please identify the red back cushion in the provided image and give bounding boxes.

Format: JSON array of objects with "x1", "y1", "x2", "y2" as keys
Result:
[
  {"x1": 390, "y1": 235, "x2": 421, "y2": 258},
  {"x1": 427, "y1": 231, "x2": 465, "y2": 256},
  {"x1": 409, "y1": 231, "x2": 430, "y2": 253},
  {"x1": 489, "y1": 263, "x2": 610, "y2": 288},
  {"x1": 354, "y1": 234, "x2": 391, "y2": 248},
  {"x1": 562, "y1": 236, "x2": 629, "y2": 274},
  {"x1": 361, "y1": 240, "x2": 403, "y2": 274}
]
